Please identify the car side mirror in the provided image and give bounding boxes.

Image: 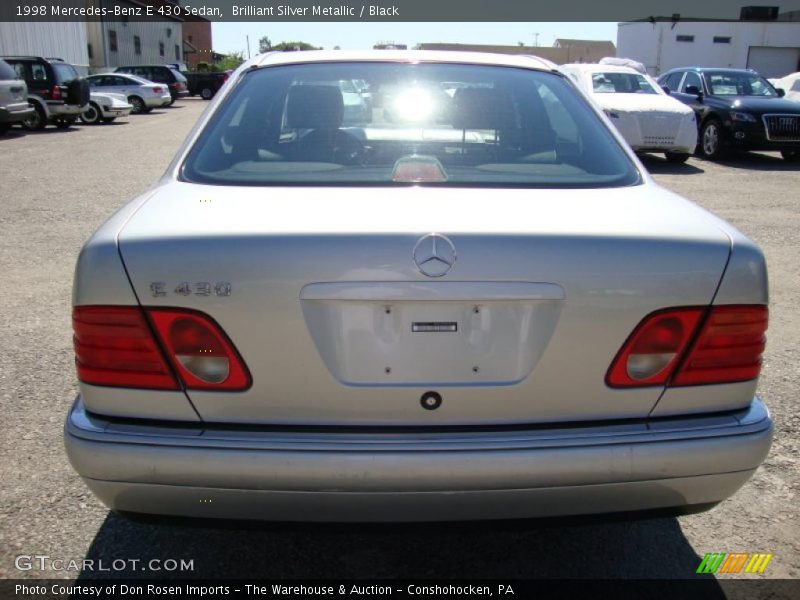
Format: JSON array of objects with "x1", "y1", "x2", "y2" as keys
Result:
[
  {"x1": 685, "y1": 85, "x2": 703, "y2": 100},
  {"x1": 661, "y1": 85, "x2": 671, "y2": 95},
  {"x1": 776, "y1": 88, "x2": 786, "y2": 98}
]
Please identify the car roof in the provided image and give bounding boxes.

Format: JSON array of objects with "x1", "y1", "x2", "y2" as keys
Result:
[
  {"x1": 252, "y1": 50, "x2": 558, "y2": 72},
  {"x1": 0, "y1": 56, "x2": 47, "y2": 62},
  {"x1": 561, "y1": 63, "x2": 642, "y2": 75},
  {"x1": 665, "y1": 67, "x2": 758, "y2": 75}
]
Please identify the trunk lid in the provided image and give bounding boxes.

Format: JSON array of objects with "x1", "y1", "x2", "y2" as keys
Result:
[{"x1": 117, "y1": 182, "x2": 731, "y2": 426}]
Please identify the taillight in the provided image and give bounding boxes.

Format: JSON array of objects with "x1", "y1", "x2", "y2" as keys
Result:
[
  {"x1": 606, "y1": 305, "x2": 767, "y2": 388},
  {"x1": 153, "y1": 86, "x2": 163, "y2": 93},
  {"x1": 73, "y1": 306, "x2": 250, "y2": 391},
  {"x1": 222, "y1": 73, "x2": 229, "y2": 82},
  {"x1": 672, "y1": 305, "x2": 767, "y2": 386},
  {"x1": 51, "y1": 84, "x2": 62, "y2": 100},
  {"x1": 73, "y1": 306, "x2": 179, "y2": 390},
  {"x1": 147, "y1": 308, "x2": 251, "y2": 391},
  {"x1": 606, "y1": 308, "x2": 703, "y2": 387}
]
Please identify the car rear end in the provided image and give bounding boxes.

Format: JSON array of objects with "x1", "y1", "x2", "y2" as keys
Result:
[
  {"x1": 141, "y1": 81, "x2": 172, "y2": 107},
  {"x1": 0, "y1": 59, "x2": 34, "y2": 130},
  {"x1": 168, "y1": 68, "x2": 189, "y2": 100},
  {"x1": 95, "y1": 92, "x2": 132, "y2": 119},
  {"x1": 65, "y1": 53, "x2": 772, "y2": 521},
  {"x1": 121, "y1": 74, "x2": 172, "y2": 108},
  {"x1": 45, "y1": 61, "x2": 89, "y2": 119}
]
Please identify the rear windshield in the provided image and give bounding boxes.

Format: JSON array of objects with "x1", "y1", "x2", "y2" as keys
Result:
[
  {"x1": 0, "y1": 59, "x2": 18, "y2": 80},
  {"x1": 171, "y1": 69, "x2": 187, "y2": 83},
  {"x1": 124, "y1": 74, "x2": 150, "y2": 85},
  {"x1": 52, "y1": 63, "x2": 79, "y2": 83},
  {"x1": 182, "y1": 62, "x2": 640, "y2": 188}
]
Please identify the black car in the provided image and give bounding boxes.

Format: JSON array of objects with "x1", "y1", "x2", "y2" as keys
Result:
[
  {"x1": 0, "y1": 56, "x2": 89, "y2": 130},
  {"x1": 658, "y1": 67, "x2": 800, "y2": 161},
  {"x1": 182, "y1": 70, "x2": 229, "y2": 100},
  {"x1": 114, "y1": 65, "x2": 188, "y2": 104}
]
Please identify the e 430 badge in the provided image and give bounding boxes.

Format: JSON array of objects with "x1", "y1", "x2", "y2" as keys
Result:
[{"x1": 149, "y1": 281, "x2": 232, "y2": 297}]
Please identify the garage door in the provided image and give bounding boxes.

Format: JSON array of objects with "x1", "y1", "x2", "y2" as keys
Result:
[{"x1": 747, "y1": 46, "x2": 800, "y2": 79}]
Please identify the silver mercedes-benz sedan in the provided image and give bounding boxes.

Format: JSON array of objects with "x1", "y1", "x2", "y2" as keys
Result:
[{"x1": 65, "y1": 51, "x2": 772, "y2": 522}]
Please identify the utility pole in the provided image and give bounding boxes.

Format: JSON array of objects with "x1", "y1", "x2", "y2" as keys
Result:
[
  {"x1": 246, "y1": 35, "x2": 251, "y2": 58},
  {"x1": 533, "y1": 32, "x2": 540, "y2": 47}
]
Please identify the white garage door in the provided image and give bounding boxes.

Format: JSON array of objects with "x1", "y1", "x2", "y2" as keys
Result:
[{"x1": 747, "y1": 47, "x2": 800, "y2": 79}]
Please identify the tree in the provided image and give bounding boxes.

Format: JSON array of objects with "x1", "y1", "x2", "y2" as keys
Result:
[
  {"x1": 258, "y1": 36, "x2": 272, "y2": 53},
  {"x1": 196, "y1": 61, "x2": 210, "y2": 72},
  {"x1": 271, "y1": 41, "x2": 321, "y2": 51},
  {"x1": 216, "y1": 52, "x2": 245, "y2": 71}
]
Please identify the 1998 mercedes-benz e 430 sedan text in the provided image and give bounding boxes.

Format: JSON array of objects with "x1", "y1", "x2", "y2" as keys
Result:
[{"x1": 65, "y1": 51, "x2": 772, "y2": 522}]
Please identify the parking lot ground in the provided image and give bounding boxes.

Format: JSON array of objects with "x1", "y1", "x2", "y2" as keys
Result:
[{"x1": 0, "y1": 98, "x2": 798, "y2": 580}]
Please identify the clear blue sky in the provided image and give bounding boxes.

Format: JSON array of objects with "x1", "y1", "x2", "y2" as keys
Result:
[{"x1": 212, "y1": 22, "x2": 618, "y2": 56}]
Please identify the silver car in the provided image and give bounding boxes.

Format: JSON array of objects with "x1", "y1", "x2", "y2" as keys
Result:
[
  {"x1": 79, "y1": 91, "x2": 133, "y2": 125},
  {"x1": 85, "y1": 73, "x2": 171, "y2": 113},
  {"x1": 66, "y1": 51, "x2": 772, "y2": 522},
  {"x1": 0, "y1": 59, "x2": 34, "y2": 133}
]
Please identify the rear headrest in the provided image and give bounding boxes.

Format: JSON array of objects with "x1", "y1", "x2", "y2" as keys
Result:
[
  {"x1": 286, "y1": 85, "x2": 344, "y2": 130},
  {"x1": 451, "y1": 87, "x2": 514, "y2": 130}
]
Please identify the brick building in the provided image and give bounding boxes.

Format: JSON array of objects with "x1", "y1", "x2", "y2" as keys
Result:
[{"x1": 182, "y1": 16, "x2": 213, "y2": 69}]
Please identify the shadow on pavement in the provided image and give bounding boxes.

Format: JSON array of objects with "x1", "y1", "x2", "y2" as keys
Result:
[
  {"x1": 1, "y1": 126, "x2": 80, "y2": 137},
  {"x1": 77, "y1": 510, "x2": 723, "y2": 588},
  {"x1": 638, "y1": 154, "x2": 705, "y2": 175},
  {"x1": 696, "y1": 151, "x2": 800, "y2": 172}
]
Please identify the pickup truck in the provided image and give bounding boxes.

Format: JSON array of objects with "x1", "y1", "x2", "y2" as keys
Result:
[{"x1": 183, "y1": 71, "x2": 229, "y2": 100}]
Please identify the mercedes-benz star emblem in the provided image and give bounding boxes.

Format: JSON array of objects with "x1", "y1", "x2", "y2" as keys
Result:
[{"x1": 413, "y1": 233, "x2": 457, "y2": 277}]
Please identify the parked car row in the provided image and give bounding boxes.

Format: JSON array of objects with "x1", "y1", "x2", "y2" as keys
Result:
[
  {"x1": 561, "y1": 60, "x2": 800, "y2": 163},
  {"x1": 657, "y1": 67, "x2": 800, "y2": 161},
  {"x1": 0, "y1": 56, "x2": 202, "y2": 135},
  {"x1": 1, "y1": 56, "x2": 90, "y2": 130},
  {"x1": 85, "y1": 73, "x2": 171, "y2": 113}
]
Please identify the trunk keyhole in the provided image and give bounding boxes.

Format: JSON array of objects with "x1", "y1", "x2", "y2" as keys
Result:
[{"x1": 420, "y1": 391, "x2": 442, "y2": 410}]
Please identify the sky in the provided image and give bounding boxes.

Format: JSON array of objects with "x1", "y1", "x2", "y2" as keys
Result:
[{"x1": 212, "y1": 22, "x2": 618, "y2": 56}]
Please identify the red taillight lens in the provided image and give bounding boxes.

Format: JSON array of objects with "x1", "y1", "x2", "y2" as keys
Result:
[
  {"x1": 51, "y1": 84, "x2": 61, "y2": 100},
  {"x1": 73, "y1": 306, "x2": 251, "y2": 391},
  {"x1": 672, "y1": 305, "x2": 767, "y2": 386},
  {"x1": 73, "y1": 306, "x2": 179, "y2": 390},
  {"x1": 153, "y1": 86, "x2": 163, "y2": 93},
  {"x1": 147, "y1": 309, "x2": 251, "y2": 390},
  {"x1": 607, "y1": 305, "x2": 768, "y2": 388},
  {"x1": 222, "y1": 73, "x2": 230, "y2": 82},
  {"x1": 606, "y1": 308, "x2": 703, "y2": 387}
]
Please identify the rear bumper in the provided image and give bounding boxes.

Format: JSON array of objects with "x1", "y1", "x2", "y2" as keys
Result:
[
  {"x1": 0, "y1": 105, "x2": 34, "y2": 124},
  {"x1": 46, "y1": 102, "x2": 84, "y2": 117},
  {"x1": 100, "y1": 106, "x2": 132, "y2": 118},
  {"x1": 145, "y1": 96, "x2": 171, "y2": 107},
  {"x1": 64, "y1": 397, "x2": 773, "y2": 522}
]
